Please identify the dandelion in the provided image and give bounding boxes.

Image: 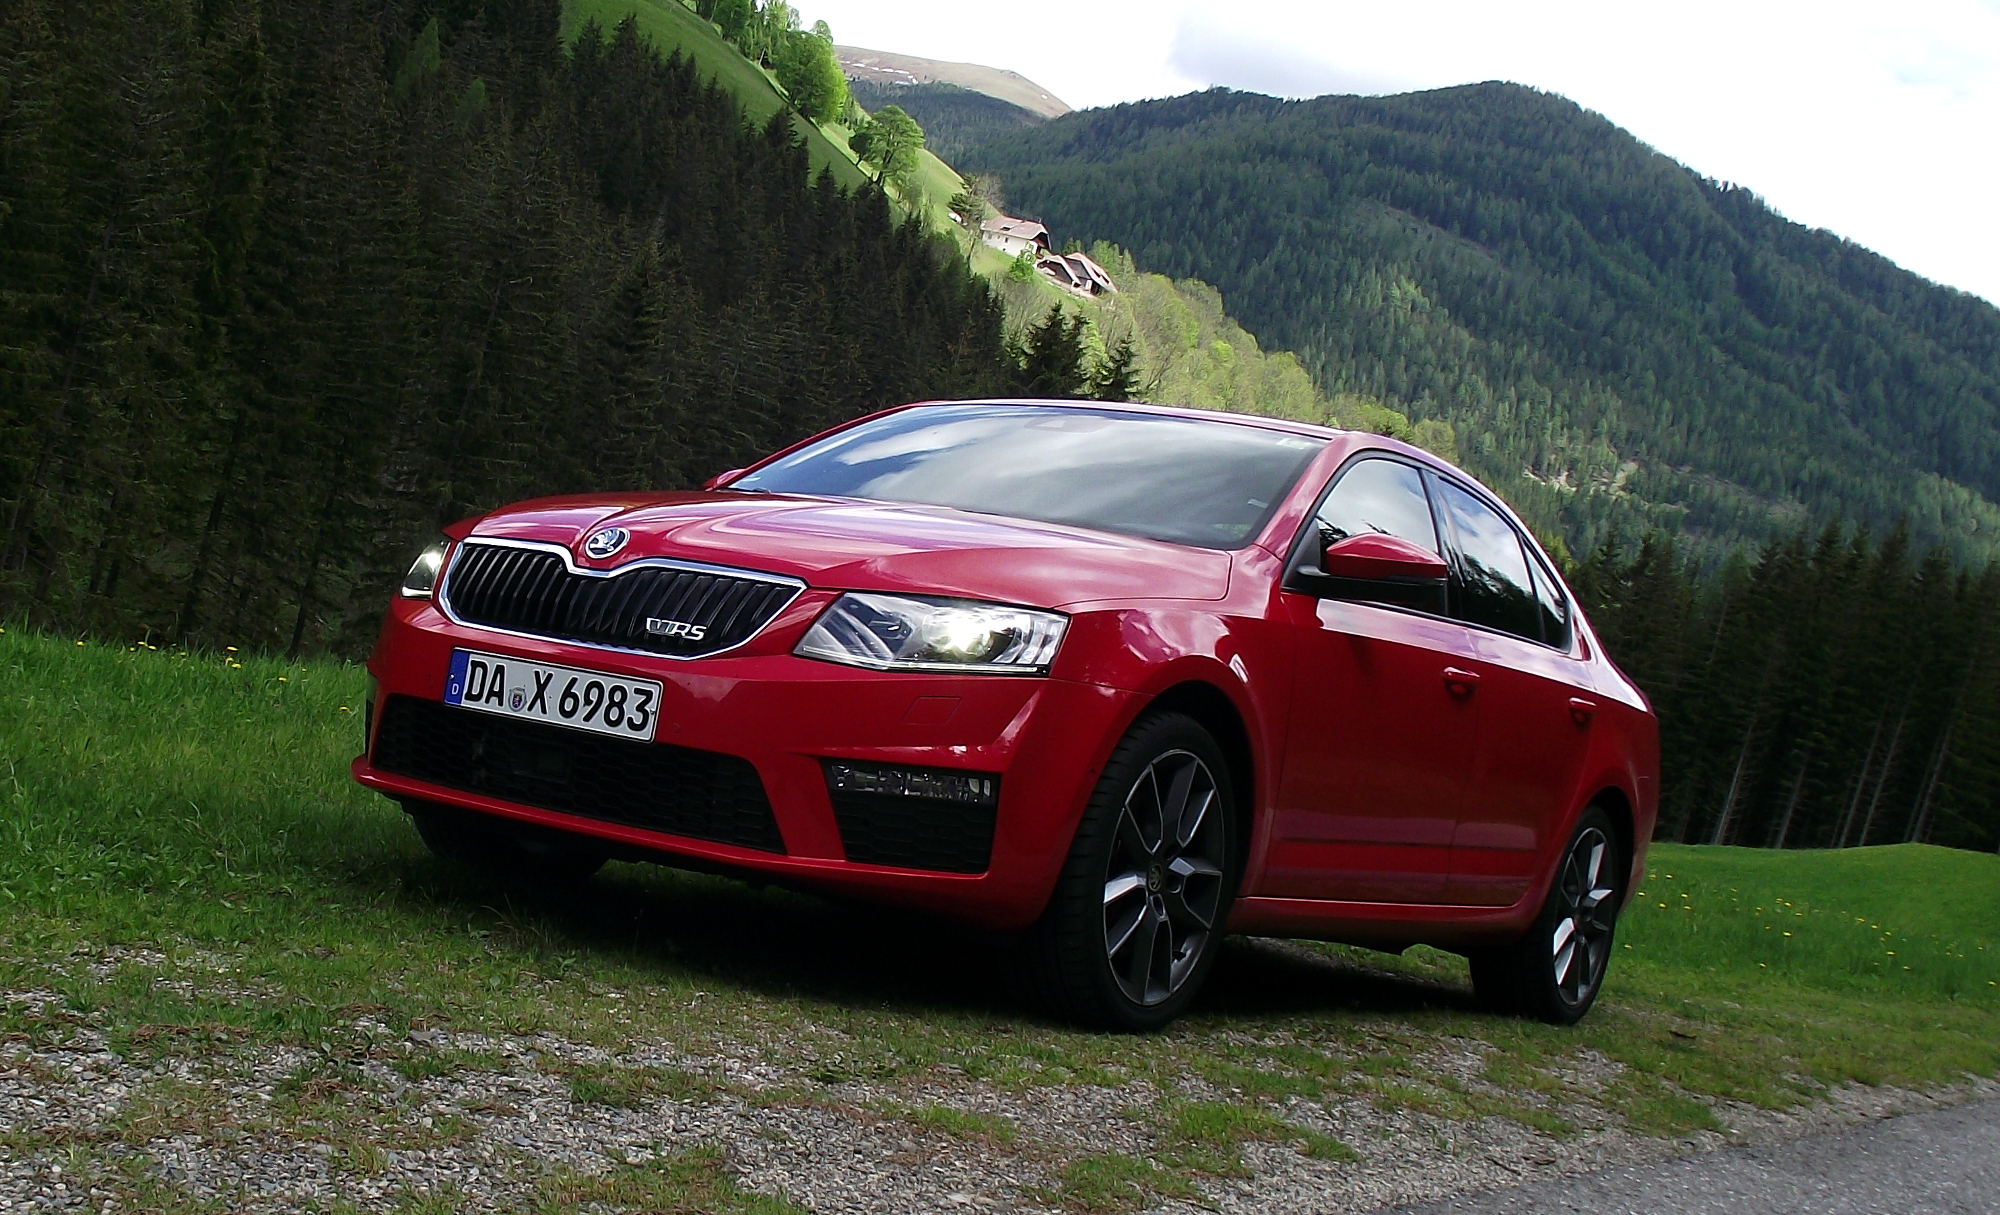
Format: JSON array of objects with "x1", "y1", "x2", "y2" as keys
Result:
[
  {"x1": 1784, "y1": 932, "x2": 1792, "y2": 937},
  {"x1": 1760, "y1": 962, "x2": 1768, "y2": 968},
  {"x1": 75, "y1": 640, "x2": 84, "y2": 646},
  {"x1": 226, "y1": 646, "x2": 238, "y2": 652},
  {"x1": 338, "y1": 706, "x2": 351, "y2": 713},
  {"x1": 278, "y1": 677, "x2": 287, "y2": 682},
  {"x1": 1659, "y1": 903, "x2": 1668, "y2": 909},
  {"x1": 1887, "y1": 951, "x2": 1895, "y2": 956}
]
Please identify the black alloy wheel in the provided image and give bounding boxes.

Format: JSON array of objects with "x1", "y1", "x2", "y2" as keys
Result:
[
  {"x1": 405, "y1": 799, "x2": 608, "y2": 889},
  {"x1": 1025, "y1": 713, "x2": 1238, "y2": 1031},
  {"x1": 1470, "y1": 806, "x2": 1622, "y2": 1025}
]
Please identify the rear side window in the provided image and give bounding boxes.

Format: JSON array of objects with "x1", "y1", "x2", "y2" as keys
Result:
[
  {"x1": 1313, "y1": 458, "x2": 1440, "y2": 555},
  {"x1": 1434, "y1": 478, "x2": 1541, "y2": 642}
]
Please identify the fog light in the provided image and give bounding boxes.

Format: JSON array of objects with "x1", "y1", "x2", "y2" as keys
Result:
[{"x1": 825, "y1": 761, "x2": 998, "y2": 806}]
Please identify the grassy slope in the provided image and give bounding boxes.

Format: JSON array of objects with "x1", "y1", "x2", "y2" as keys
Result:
[
  {"x1": 561, "y1": 0, "x2": 869, "y2": 191},
  {"x1": 557, "y1": 0, "x2": 1392, "y2": 448},
  {"x1": 3, "y1": 630, "x2": 1998, "y2": 1208}
]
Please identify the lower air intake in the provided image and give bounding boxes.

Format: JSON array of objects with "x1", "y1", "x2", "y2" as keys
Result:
[
  {"x1": 372, "y1": 695, "x2": 784, "y2": 854},
  {"x1": 824, "y1": 760, "x2": 999, "y2": 874}
]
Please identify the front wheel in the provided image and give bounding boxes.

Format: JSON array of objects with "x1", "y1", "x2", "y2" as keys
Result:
[
  {"x1": 1024, "y1": 712, "x2": 1239, "y2": 1031},
  {"x1": 1470, "y1": 807, "x2": 1622, "y2": 1025}
]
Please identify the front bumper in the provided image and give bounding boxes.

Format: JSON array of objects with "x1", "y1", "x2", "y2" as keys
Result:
[{"x1": 352, "y1": 598, "x2": 1134, "y2": 929}]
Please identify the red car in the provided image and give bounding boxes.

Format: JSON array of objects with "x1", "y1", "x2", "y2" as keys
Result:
[{"x1": 355, "y1": 400, "x2": 1657, "y2": 1029}]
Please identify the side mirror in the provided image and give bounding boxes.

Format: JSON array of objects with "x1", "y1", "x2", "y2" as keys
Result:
[
  {"x1": 1321, "y1": 532, "x2": 1448, "y2": 581},
  {"x1": 1290, "y1": 532, "x2": 1448, "y2": 612},
  {"x1": 702, "y1": 468, "x2": 747, "y2": 491}
]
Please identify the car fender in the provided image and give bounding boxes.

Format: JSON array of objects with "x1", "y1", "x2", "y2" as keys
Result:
[
  {"x1": 1510, "y1": 702, "x2": 1657, "y2": 929},
  {"x1": 1047, "y1": 602, "x2": 1293, "y2": 898}
]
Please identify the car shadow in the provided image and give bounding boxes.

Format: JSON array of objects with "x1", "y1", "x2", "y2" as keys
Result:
[{"x1": 390, "y1": 855, "x2": 1480, "y2": 1027}]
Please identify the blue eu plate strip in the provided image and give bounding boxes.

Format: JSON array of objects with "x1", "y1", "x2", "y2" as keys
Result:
[{"x1": 444, "y1": 650, "x2": 471, "y2": 705}]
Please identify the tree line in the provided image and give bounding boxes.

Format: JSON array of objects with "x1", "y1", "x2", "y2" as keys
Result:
[
  {"x1": 962, "y1": 84, "x2": 2000, "y2": 570},
  {"x1": 0, "y1": 0, "x2": 1100, "y2": 657},
  {"x1": 1578, "y1": 525, "x2": 2000, "y2": 853}
]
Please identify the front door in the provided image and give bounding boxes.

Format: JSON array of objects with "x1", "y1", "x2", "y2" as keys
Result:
[{"x1": 1265, "y1": 457, "x2": 1482, "y2": 903}]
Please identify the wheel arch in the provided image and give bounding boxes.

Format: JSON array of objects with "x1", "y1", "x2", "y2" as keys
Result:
[
  {"x1": 1591, "y1": 784, "x2": 1636, "y2": 883},
  {"x1": 1142, "y1": 680, "x2": 1256, "y2": 864}
]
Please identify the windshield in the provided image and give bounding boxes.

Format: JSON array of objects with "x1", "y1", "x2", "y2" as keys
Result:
[{"x1": 732, "y1": 404, "x2": 1328, "y2": 549}]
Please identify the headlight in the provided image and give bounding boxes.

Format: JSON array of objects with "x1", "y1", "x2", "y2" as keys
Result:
[
  {"x1": 399, "y1": 534, "x2": 450, "y2": 599},
  {"x1": 795, "y1": 592, "x2": 1067, "y2": 675}
]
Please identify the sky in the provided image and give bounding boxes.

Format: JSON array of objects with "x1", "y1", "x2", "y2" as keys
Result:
[{"x1": 794, "y1": 0, "x2": 2000, "y2": 306}]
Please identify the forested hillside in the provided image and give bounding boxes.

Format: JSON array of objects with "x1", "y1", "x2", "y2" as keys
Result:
[
  {"x1": 0, "y1": 0, "x2": 1043, "y2": 655},
  {"x1": 1579, "y1": 529, "x2": 2000, "y2": 852},
  {"x1": 963, "y1": 85, "x2": 2000, "y2": 565},
  {"x1": 847, "y1": 80, "x2": 1044, "y2": 163}
]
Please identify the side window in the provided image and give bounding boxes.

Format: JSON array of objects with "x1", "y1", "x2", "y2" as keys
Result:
[
  {"x1": 1312, "y1": 457, "x2": 1440, "y2": 557},
  {"x1": 1528, "y1": 551, "x2": 1571, "y2": 649},
  {"x1": 1434, "y1": 479, "x2": 1541, "y2": 641}
]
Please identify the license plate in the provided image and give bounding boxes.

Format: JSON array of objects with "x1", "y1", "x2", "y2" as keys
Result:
[{"x1": 444, "y1": 650, "x2": 661, "y2": 742}]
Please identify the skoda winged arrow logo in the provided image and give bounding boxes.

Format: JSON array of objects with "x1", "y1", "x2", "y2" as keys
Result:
[{"x1": 582, "y1": 527, "x2": 629, "y2": 559}]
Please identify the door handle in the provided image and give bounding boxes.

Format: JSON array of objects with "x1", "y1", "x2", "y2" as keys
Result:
[
  {"x1": 1442, "y1": 667, "x2": 1481, "y2": 697},
  {"x1": 1568, "y1": 696, "x2": 1598, "y2": 725}
]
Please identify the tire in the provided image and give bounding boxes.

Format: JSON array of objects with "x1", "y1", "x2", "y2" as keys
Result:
[
  {"x1": 1470, "y1": 806, "x2": 1622, "y2": 1025},
  {"x1": 1025, "y1": 712, "x2": 1240, "y2": 1031},
  {"x1": 405, "y1": 800, "x2": 607, "y2": 889}
]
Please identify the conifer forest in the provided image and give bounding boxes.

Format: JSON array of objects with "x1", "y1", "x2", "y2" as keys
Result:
[
  {"x1": 0, "y1": 0, "x2": 1045, "y2": 655},
  {"x1": 5, "y1": 1, "x2": 2000, "y2": 850}
]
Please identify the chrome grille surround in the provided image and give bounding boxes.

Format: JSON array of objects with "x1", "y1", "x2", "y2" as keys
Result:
[{"x1": 435, "y1": 537, "x2": 806, "y2": 660}]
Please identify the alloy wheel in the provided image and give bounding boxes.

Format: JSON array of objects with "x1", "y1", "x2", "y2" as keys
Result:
[
  {"x1": 1101, "y1": 749, "x2": 1228, "y2": 1006},
  {"x1": 1550, "y1": 825, "x2": 1616, "y2": 1007}
]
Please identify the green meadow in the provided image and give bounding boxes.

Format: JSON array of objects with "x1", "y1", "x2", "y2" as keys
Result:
[{"x1": 3, "y1": 627, "x2": 1997, "y2": 1210}]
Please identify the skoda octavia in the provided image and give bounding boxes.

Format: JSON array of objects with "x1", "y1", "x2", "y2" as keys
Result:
[{"x1": 355, "y1": 400, "x2": 1658, "y2": 1029}]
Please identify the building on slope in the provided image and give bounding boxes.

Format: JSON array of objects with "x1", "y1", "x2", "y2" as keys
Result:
[
  {"x1": 981, "y1": 215, "x2": 1048, "y2": 258},
  {"x1": 1036, "y1": 250, "x2": 1117, "y2": 297}
]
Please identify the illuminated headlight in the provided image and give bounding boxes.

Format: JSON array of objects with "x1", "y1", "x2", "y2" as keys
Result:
[
  {"x1": 795, "y1": 592, "x2": 1067, "y2": 675},
  {"x1": 399, "y1": 535, "x2": 450, "y2": 599}
]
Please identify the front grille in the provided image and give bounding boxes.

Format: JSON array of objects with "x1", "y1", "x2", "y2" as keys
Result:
[
  {"x1": 372, "y1": 695, "x2": 784, "y2": 853},
  {"x1": 826, "y1": 769, "x2": 999, "y2": 874},
  {"x1": 440, "y1": 541, "x2": 799, "y2": 658}
]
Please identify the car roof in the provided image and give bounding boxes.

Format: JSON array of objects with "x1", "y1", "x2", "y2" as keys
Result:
[
  {"x1": 902, "y1": 397, "x2": 1342, "y2": 440},
  {"x1": 898, "y1": 398, "x2": 1452, "y2": 472}
]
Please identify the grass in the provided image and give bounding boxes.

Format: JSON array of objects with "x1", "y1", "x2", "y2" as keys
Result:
[
  {"x1": 3, "y1": 628, "x2": 1999, "y2": 1210},
  {"x1": 559, "y1": 0, "x2": 870, "y2": 191}
]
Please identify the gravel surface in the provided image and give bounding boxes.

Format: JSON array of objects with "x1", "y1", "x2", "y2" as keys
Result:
[{"x1": 2, "y1": 964, "x2": 1994, "y2": 1213}]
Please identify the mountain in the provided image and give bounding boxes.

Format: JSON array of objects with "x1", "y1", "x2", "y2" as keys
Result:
[
  {"x1": 836, "y1": 45, "x2": 1070, "y2": 118},
  {"x1": 961, "y1": 85, "x2": 2000, "y2": 564},
  {"x1": 846, "y1": 80, "x2": 1046, "y2": 164}
]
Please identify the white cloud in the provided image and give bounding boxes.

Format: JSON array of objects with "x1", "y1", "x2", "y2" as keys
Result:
[{"x1": 793, "y1": 0, "x2": 2000, "y2": 304}]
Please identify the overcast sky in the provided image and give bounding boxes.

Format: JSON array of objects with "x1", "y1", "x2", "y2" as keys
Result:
[{"x1": 794, "y1": 0, "x2": 2000, "y2": 306}]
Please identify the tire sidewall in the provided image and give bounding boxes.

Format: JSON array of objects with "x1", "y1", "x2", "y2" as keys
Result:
[
  {"x1": 1051, "y1": 712, "x2": 1241, "y2": 1031},
  {"x1": 1522, "y1": 805, "x2": 1622, "y2": 1025}
]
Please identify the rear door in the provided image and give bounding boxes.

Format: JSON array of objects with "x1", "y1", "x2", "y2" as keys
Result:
[
  {"x1": 1429, "y1": 475, "x2": 1595, "y2": 907},
  {"x1": 1265, "y1": 456, "x2": 1482, "y2": 903}
]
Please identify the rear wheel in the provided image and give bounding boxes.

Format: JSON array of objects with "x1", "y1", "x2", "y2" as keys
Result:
[
  {"x1": 1470, "y1": 806, "x2": 1622, "y2": 1024},
  {"x1": 405, "y1": 800, "x2": 608, "y2": 888},
  {"x1": 1025, "y1": 713, "x2": 1238, "y2": 1031}
]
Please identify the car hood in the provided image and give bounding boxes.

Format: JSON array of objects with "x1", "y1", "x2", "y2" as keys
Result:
[{"x1": 465, "y1": 492, "x2": 1232, "y2": 608}]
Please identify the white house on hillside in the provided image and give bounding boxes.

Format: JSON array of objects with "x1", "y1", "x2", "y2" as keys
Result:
[
  {"x1": 1037, "y1": 250, "x2": 1117, "y2": 297},
  {"x1": 980, "y1": 215, "x2": 1049, "y2": 258}
]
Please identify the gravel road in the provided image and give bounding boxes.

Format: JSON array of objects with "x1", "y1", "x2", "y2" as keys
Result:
[{"x1": 1380, "y1": 1095, "x2": 2000, "y2": 1215}]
